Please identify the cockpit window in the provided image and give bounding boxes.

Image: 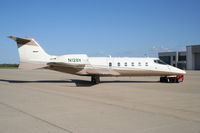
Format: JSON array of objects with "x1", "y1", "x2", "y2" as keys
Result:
[{"x1": 154, "y1": 60, "x2": 167, "y2": 65}]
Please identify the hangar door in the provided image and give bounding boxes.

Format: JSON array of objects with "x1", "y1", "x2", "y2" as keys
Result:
[{"x1": 195, "y1": 53, "x2": 200, "y2": 70}]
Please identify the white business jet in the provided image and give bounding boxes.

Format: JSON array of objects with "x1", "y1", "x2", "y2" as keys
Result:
[{"x1": 8, "y1": 36, "x2": 186, "y2": 84}]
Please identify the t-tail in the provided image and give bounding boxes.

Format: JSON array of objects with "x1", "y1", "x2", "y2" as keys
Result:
[{"x1": 8, "y1": 36, "x2": 51, "y2": 69}]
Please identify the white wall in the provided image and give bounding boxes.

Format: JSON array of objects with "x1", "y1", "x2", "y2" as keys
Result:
[{"x1": 186, "y1": 46, "x2": 194, "y2": 70}]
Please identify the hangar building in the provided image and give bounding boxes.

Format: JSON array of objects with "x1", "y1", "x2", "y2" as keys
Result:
[{"x1": 158, "y1": 45, "x2": 200, "y2": 70}]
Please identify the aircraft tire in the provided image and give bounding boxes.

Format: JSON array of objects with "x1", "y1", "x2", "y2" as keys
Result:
[{"x1": 91, "y1": 75, "x2": 100, "y2": 84}]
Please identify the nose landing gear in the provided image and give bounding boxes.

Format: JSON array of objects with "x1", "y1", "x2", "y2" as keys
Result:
[{"x1": 160, "y1": 75, "x2": 184, "y2": 83}]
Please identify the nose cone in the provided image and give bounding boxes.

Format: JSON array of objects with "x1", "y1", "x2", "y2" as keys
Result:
[
  {"x1": 171, "y1": 66, "x2": 186, "y2": 75},
  {"x1": 177, "y1": 69, "x2": 186, "y2": 75}
]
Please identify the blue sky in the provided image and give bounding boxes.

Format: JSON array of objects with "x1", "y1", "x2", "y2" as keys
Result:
[{"x1": 0, "y1": 0, "x2": 200, "y2": 63}]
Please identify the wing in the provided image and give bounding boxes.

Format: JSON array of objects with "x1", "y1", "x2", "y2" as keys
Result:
[
  {"x1": 86, "y1": 69, "x2": 120, "y2": 76},
  {"x1": 47, "y1": 62, "x2": 86, "y2": 68},
  {"x1": 47, "y1": 62, "x2": 86, "y2": 75},
  {"x1": 47, "y1": 62, "x2": 120, "y2": 76}
]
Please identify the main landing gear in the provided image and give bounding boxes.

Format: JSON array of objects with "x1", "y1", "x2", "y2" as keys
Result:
[
  {"x1": 91, "y1": 75, "x2": 100, "y2": 84},
  {"x1": 160, "y1": 75, "x2": 184, "y2": 83}
]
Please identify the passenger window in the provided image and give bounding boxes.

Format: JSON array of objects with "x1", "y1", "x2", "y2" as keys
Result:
[
  {"x1": 145, "y1": 62, "x2": 148, "y2": 66},
  {"x1": 109, "y1": 62, "x2": 112, "y2": 67},
  {"x1": 138, "y1": 62, "x2": 141, "y2": 66},
  {"x1": 124, "y1": 62, "x2": 127, "y2": 66},
  {"x1": 117, "y1": 62, "x2": 120, "y2": 66},
  {"x1": 131, "y1": 62, "x2": 134, "y2": 66}
]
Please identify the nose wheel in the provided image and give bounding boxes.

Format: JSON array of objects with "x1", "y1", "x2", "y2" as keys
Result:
[
  {"x1": 91, "y1": 75, "x2": 100, "y2": 84},
  {"x1": 160, "y1": 75, "x2": 184, "y2": 83}
]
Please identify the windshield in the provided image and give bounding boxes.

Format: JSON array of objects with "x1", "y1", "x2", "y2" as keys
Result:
[{"x1": 154, "y1": 60, "x2": 167, "y2": 65}]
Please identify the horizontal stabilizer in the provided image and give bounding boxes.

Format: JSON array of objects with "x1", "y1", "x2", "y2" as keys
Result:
[{"x1": 8, "y1": 36, "x2": 31, "y2": 45}]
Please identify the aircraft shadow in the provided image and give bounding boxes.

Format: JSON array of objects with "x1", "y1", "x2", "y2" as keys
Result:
[
  {"x1": 71, "y1": 79, "x2": 95, "y2": 87},
  {"x1": 0, "y1": 79, "x2": 159, "y2": 87},
  {"x1": 0, "y1": 79, "x2": 94, "y2": 87},
  {"x1": 101, "y1": 80, "x2": 159, "y2": 83},
  {"x1": 0, "y1": 79, "x2": 70, "y2": 83},
  {"x1": 71, "y1": 80, "x2": 159, "y2": 86}
]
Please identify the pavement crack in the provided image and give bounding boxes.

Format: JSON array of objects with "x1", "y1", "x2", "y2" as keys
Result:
[
  {"x1": 32, "y1": 88, "x2": 200, "y2": 124},
  {"x1": 0, "y1": 101, "x2": 73, "y2": 133}
]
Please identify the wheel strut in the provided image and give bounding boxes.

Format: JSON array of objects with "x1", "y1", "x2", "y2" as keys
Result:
[{"x1": 91, "y1": 75, "x2": 100, "y2": 84}]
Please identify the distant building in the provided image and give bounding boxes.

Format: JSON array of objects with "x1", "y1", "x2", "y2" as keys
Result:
[
  {"x1": 159, "y1": 51, "x2": 186, "y2": 69},
  {"x1": 186, "y1": 45, "x2": 200, "y2": 70},
  {"x1": 158, "y1": 45, "x2": 200, "y2": 70}
]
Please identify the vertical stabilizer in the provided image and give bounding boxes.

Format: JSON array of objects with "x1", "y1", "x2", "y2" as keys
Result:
[{"x1": 8, "y1": 36, "x2": 51, "y2": 69}]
